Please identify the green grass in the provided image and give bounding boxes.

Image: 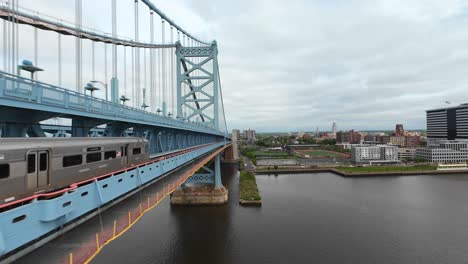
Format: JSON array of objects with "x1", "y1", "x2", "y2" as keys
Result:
[
  {"x1": 252, "y1": 151, "x2": 290, "y2": 157},
  {"x1": 338, "y1": 165, "x2": 437, "y2": 174},
  {"x1": 239, "y1": 171, "x2": 261, "y2": 201},
  {"x1": 299, "y1": 150, "x2": 346, "y2": 158}
]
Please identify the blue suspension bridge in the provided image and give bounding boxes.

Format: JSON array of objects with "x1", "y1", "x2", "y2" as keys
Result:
[{"x1": 0, "y1": 0, "x2": 238, "y2": 262}]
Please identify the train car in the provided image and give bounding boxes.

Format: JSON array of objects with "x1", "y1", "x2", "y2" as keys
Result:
[{"x1": 0, "y1": 137, "x2": 149, "y2": 206}]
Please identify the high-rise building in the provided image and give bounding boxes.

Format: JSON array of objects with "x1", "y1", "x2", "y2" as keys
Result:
[
  {"x1": 336, "y1": 131, "x2": 350, "y2": 144},
  {"x1": 332, "y1": 122, "x2": 337, "y2": 136},
  {"x1": 395, "y1": 124, "x2": 405, "y2": 136},
  {"x1": 243, "y1": 129, "x2": 256, "y2": 141},
  {"x1": 426, "y1": 104, "x2": 468, "y2": 142},
  {"x1": 336, "y1": 130, "x2": 362, "y2": 144}
]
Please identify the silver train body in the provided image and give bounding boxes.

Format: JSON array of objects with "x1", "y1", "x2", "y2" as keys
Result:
[{"x1": 0, "y1": 137, "x2": 149, "y2": 206}]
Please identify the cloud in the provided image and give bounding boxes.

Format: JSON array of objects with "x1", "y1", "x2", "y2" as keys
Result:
[{"x1": 5, "y1": 0, "x2": 468, "y2": 132}]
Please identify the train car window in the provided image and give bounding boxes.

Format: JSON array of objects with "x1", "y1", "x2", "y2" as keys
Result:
[
  {"x1": 86, "y1": 152, "x2": 102, "y2": 163},
  {"x1": 104, "y1": 151, "x2": 117, "y2": 160},
  {"x1": 39, "y1": 153, "x2": 47, "y2": 171},
  {"x1": 0, "y1": 164, "x2": 9, "y2": 179},
  {"x1": 87, "y1": 147, "x2": 101, "y2": 152},
  {"x1": 132, "y1": 148, "x2": 141, "y2": 155},
  {"x1": 27, "y1": 154, "x2": 36, "y2": 173},
  {"x1": 63, "y1": 155, "x2": 83, "y2": 167}
]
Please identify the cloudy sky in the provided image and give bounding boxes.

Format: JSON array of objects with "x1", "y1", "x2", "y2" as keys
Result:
[{"x1": 9, "y1": 0, "x2": 468, "y2": 132}]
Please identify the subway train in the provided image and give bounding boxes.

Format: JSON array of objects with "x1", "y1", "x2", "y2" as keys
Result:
[{"x1": 0, "y1": 137, "x2": 149, "y2": 206}]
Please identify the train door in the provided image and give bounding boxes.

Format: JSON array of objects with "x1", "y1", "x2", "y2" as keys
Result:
[
  {"x1": 120, "y1": 145, "x2": 128, "y2": 166},
  {"x1": 26, "y1": 150, "x2": 49, "y2": 190}
]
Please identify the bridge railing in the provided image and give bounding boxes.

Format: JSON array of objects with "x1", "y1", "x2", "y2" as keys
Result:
[{"x1": 0, "y1": 71, "x2": 223, "y2": 135}]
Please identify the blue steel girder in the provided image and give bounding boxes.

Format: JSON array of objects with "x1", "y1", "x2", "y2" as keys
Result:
[
  {"x1": 184, "y1": 153, "x2": 223, "y2": 187},
  {"x1": 0, "y1": 107, "x2": 57, "y2": 137}
]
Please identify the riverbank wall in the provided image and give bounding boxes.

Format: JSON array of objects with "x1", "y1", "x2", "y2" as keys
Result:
[{"x1": 256, "y1": 168, "x2": 468, "y2": 177}]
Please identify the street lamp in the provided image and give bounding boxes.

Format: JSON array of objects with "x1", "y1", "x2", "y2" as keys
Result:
[
  {"x1": 85, "y1": 82, "x2": 100, "y2": 97},
  {"x1": 17, "y1": 60, "x2": 43, "y2": 79},
  {"x1": 90, "y1": 80, "x2": 108, "y2": 101},
  {"x1": 141, "y1": 103, "x2": 149, "y2": 110},
  {"x1": 157, "y1": 108, "x2": 162, "y2": 115},
  {"x1": 120, "y1": 95, "x2": 130, "y2": 105}
]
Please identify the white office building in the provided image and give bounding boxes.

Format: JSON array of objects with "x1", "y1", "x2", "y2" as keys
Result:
[
  {"x1": 416, "y1": 142, "x2": 468, "y2": 163},
  {"x1": 352, "y1": 145, "x2": 399, "y2": 164},
  {"x1": 398, "y1": 148, "x2": 417, "y2": 160}
]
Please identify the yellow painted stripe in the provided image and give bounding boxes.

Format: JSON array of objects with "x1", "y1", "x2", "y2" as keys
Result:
[{"x1": 82, "y1": 146, "x2": 227, "y2": 264}]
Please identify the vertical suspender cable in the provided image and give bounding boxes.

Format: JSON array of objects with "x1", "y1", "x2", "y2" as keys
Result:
[
  {"x1": 75, "y1": 0, "x2": 82, "y2": 92},
  {"x1": 131, "y1": 46, "x2": 135, "y2": 107},
  {"x1": 171, "y1": 26, "x2": 174, "y2": 116},
  {"x1": 158, "y1": 24, "x2": 161, "y2": 111},
  {"x1": 58, "y1": 33, "x2": 62, "y2": 86},
  {"x1": 15, "y1": 0, "x2": 19, "y2": 75},
  {"x1": 217, "y1": 64, "x2": 228, "y2": 136},
  {"x1": 150, "y1": 11, "x2": 154, "y2": 112},
  {"x1": 92, "y1": 41, "x2": 95, "y2": 81},
  {"x1": 177, "y1": 30, "x2": 180, "y2": 118},
  {"x1": 5, "y1": 1, "x2": 9, "y2": 73},
  {"x1": 124, "y1": 46, "x2": 127, "y2": 99},
  {"x1": 10, "y1": 0, "x2": 14, "y2": 75},
  {"x1": 144, "y1": 48, "x2": 147, "y2": 108},
  {"x1": 33, "y1": 28, "x2": 38, "y2": 79},
  {"x1": 112, "y1": 0, "x2": 117, "y2": 79},
  {"x1": 104, "y1": 43, "x2": 108, "y2": 101},
  {"x1": 3, "y1": 19, "x2": 6, "y2": 72},
  {"x1": 134, "y1": 0, "x2": 140, "y2": 107},
  {"x1": 7, "y1": 1, "x2": 11, "y2": 74},
  {"x1": 161, "y1": 19, "x2": 166, "y2": 115}
]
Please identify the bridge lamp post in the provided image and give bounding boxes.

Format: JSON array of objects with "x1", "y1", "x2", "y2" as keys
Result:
[
  {"x1": 141, "y1": 103, "x2": 149, "y2": 111},
  {"x1": 17, "y1": 60, "x2": 44, "y2": 80},
  {"x1": 157, "y1": 108, "x2": 162, "y2": 115},
  {"x1": 120, "y1": 95, "x2": 130, "y2": 105},
  {"x1": 85, "y1": 82, "x2": 100, "y2": 97},
  {"x1": 90, "y1": 80, "x2": 108, "y2": 101}
]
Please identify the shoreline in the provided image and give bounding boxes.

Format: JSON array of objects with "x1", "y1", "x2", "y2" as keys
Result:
[{"x1": 255, "y1": 168, "x2": 468, "y2": 177}]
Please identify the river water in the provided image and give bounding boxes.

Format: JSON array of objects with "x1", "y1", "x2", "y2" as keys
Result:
[{"x1": 89, "y1": 166, "x2": 468, "y2": 264}]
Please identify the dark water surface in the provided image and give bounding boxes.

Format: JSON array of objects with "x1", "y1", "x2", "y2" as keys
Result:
[{"x1": 91, "y1": 168, "x2": 468, "y2": 264}]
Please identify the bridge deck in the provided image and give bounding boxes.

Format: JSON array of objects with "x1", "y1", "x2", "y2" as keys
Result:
[{"x1": 0, "y1": 71, "x2": 222, "y2": 136}]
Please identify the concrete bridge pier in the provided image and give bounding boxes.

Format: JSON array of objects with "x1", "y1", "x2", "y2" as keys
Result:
[
  {"x1": 222, "y1": 129, "x2": 239, "y2": 164},
  {"x1": 170, "y1": 153, "x2": 228, "y2": 205}
]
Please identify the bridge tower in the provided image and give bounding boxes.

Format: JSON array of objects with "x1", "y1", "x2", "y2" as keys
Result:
[{"x1": 171, "y1": 41, "x2": 229, "y2": 205}]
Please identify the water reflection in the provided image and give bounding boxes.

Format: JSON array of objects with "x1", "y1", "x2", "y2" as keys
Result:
[{"x1": 168, "y1": 164, "x2": 238, "y2": 264}]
